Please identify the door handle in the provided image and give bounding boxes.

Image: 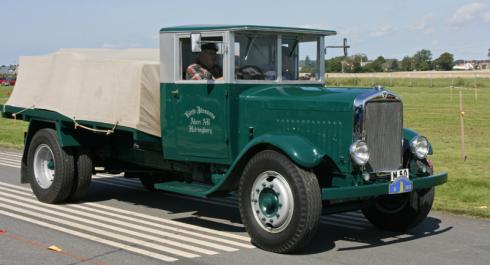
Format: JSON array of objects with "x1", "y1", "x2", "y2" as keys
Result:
[{"x1": 171, "y1": 89, "x2": 179, "y2": 97}]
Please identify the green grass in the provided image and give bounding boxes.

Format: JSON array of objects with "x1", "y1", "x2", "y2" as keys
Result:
[
  {"x1": 0, "y1": 86, "x2": 27, "y2": 149},
  {"x1": 326, "y1": 77, "x2": 490, "y2": 89},
  {"x1": 1, "y1": 81, "x2": 489, "y2": 218}
]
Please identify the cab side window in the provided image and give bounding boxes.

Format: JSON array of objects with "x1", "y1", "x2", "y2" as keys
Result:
[{"x1": 180, "y1": 36, "x2": 224, "y2": 80}]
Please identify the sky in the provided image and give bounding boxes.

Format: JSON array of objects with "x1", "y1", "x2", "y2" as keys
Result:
[{"x1": 1, "y1": 0, "x2": 489, "y2": 65}]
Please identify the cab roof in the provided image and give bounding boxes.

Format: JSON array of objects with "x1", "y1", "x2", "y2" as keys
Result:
[{"x1": 159, "y1": 24, "x2": 337, "y2": 36}]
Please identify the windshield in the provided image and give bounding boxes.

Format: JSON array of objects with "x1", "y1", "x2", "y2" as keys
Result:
[
  {"x1": 282, "y1": 35, "x2": 320, "y2": 80},
  {"x1": 234, "y1": 33, "x2": 277, "y2": 80},
  {"x1": 233, "y1": 33, "x2": 322, "y2": 81}
]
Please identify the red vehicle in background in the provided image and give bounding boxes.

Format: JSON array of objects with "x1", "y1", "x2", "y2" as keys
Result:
[{"x1": 0, "y1": 78, "x2": 16, "y2": 86}]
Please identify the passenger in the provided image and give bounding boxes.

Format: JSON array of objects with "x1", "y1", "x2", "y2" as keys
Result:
[{"x1": 186, "y1": 43, "x2": 223, "y2": 80}]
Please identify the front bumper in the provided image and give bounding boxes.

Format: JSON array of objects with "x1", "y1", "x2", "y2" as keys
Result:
[{"x1": 321, "y1": 172, "x2": 448, "y2": 200}]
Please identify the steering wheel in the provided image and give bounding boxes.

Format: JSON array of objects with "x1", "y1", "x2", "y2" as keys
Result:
[{"x1": 236, "y1": 65, "x2": 265, "y2": 80}]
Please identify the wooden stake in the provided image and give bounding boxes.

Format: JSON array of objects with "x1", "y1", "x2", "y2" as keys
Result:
[
  {"x1": 459, "y1": 91, "x2": 466, "y2": 161},
  {"x1": 450, "y1": 86, "x2": 453, "y2": 101},
  {"x1": 474, "y1": 75, "x2": 478, "y2": 101}
]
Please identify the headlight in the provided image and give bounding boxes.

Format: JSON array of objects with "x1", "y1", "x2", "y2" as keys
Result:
[
  {"x1": 410, "y1": 136, "x2": 429, "y2": 159},
  {"x1": 350, "y1": 140, "x2": 370, "y2": 166}
]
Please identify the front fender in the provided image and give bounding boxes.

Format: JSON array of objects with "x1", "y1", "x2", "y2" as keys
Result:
[
  {"x1": 244, "y1": 134, "x2": 324, "y2": 168},
  {"x1": 206, "y1": 134, "x2": 324, "y2": 195}
]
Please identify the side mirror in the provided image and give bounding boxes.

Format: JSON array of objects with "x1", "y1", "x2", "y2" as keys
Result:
[{"x1": 191, "y1": 33, "x2": 202, "y2": 52}]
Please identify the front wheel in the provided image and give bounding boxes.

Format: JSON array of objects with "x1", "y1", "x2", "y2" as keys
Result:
[
  {"x1": 238, "y1": 150, "x2": 322, "y2": 253},
  {"x1": 362, "y1": 188, "x2": 435, "y2": 231}
]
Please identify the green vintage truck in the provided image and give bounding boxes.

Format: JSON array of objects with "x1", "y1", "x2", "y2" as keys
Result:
[{"x1": 1, "y1": 25, "x2": 447, "y2": 253}]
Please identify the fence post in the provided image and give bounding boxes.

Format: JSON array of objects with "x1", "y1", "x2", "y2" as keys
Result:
[
  {"x1": 474, "y1": 74, "x2": 478, "y2": 101},
  {"x1": 459, "y1": 91, "x2": 466, "y2": 161}
]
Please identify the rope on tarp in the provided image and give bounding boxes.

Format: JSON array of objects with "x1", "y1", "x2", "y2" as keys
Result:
[
  {"x1": 72, "y1": 117, "x2": 119, "y2": 135},
  {"x1": 11, "y1": 105, "x2": 36, "y2": 119}
]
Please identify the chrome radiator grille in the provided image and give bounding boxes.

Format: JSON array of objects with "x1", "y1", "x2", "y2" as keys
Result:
[{"x1": 364, "y1": 101, "x2": 403, "y2": 172}]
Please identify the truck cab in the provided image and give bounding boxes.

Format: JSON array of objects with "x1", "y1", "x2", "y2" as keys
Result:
[{"x1": 1, "y1": 25, "x2": 448, "y2": 253}]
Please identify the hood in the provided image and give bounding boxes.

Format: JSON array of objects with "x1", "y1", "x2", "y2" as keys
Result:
[{"x1": 239, "y1": 85, "x2": 372, "y2": 112}]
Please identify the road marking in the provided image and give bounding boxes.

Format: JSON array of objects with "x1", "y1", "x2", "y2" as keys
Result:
[
  {"x1": 322, "y1": 215, "x2": 370, "y2": 226},
  {"x1": 0, "y1": 210, "x2": 178, "y2": 262},
  {"x1": 0, "y1": 161, "x2": 21, "y2": 168},
  {"x1": 0, "y1": 195, "x2": 219, "y2": 257},
  {"x1": 0, "y1": 182, "x2": 253, "y2": 246},
  {"x1": 0, "y1": 156, "x2": 22, "y2": 163},
  {"x1": 0, "y1": 189, "x2": 228, "y2": 254},
  {"x1": 0, "y1": 151, "x2": 22, "y2": 158},
  {"x1": 91, "y1": 176, "x2": 238, "y2": 208}
]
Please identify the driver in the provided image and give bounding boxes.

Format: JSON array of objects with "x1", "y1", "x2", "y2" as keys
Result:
[{"x1": 186, "y1": 43, "x2": 223, "y2": 80}]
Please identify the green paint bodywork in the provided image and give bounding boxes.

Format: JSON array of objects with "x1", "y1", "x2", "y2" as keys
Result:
[{"x1": 321, "y1": 172, "x2": 448, "y2": 200}]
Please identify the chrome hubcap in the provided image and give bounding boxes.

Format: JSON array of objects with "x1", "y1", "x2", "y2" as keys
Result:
[
  {"x1": 33, "y1": 144, "x2": 55, "y2": 189},
  {"x1": 251, "y1": 171, "x2": 294, "y2": 233}
]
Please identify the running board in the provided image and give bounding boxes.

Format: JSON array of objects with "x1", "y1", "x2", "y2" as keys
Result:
[{"x1": 154, "y1": 181, "x2": 214, "y2": 198}]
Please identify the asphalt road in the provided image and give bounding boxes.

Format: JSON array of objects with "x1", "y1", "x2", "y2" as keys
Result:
[{"x1": 0, "y1": 149, "x2": 489, "y2": 265}]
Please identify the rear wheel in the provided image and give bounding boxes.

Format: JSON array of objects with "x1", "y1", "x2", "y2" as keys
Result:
[
  {"x1": 67, "y1": 149, "x2": 93, "y2": 201},
  {"x1": 362, "y1": 188, "x2": 435, "y2": 231},
  {"x1": 27, "y1": 128, "x2": 75, "y2": 204},
  {"x1": 238, "y1": 150, "x2": 322, "y2": 253}
]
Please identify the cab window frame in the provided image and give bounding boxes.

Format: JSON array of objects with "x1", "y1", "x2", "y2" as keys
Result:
[
  {"x1": 231, "y1": 31, "x2": 325, "y2": 84},
  {"x1": 175, "y1": 31, "x2": 229, "y2": 84}
]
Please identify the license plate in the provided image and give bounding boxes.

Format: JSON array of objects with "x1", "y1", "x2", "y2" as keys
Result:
[{"x1": 389, "y1": 168, "x2": 413, "y2": 194}]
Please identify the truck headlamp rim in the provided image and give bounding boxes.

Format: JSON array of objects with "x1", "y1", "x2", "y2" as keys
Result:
[
  {"x1": 410, "y1": 136, "x2": 429, "y2": 159},
  {"x1": 350, "y1": 140, "x2": 370, "y2": 166}
]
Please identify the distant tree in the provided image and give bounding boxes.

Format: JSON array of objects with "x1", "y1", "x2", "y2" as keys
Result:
[
  {"x1": 300, "y1": 56, "x2": 316, "y2": 73},
  {"x1": 363, "y1": 56, "x2": 385, "y2": 72},
  {"x1": 433, "y1": 52, "x2": 454, "y2": 71},
  {"x1": 390, "y1": 59, "x2": 399, "y2": 71},
  {"x1": 400, "y1": 56, "x2": 413, "y2": 71},
  {"x1": 351, "y1": 55, "x2": 366, "y2": 73},
  {"x1": 382, "y1": 59, "x2": 399, "y2": 72},
  {"x1": 413, "y1": 49, "x2": 433, "y2": 70},
  {"x1": 325, "y1": 56, "x2": 344, "y2": 72}
]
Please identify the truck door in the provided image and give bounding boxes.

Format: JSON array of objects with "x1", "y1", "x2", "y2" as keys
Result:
[{"x1": 165, "y1": 34, "x2": 230, "y2": 163}]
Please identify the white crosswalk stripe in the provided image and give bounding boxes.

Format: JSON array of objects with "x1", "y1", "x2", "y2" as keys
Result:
[
  {"x1": 0, "y1": 182, "x2": 253, "y2": 262},
  {"x1": 0, "y1": 210, "x2": 179, "y2": 262},
  {"x1": 0, "y1": 153, "x2": 372, "y2": 261}
]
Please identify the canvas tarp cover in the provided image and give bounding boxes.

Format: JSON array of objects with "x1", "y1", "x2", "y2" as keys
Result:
[{"x1": 7, "y1": 48, "x2": 162, "y2": 137}]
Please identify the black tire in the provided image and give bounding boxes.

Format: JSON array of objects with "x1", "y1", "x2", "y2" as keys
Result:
[
  {"x1": 67, "y1": 149, "x2": 93, "y2": 201},
  {"x1": 238, "y1": 150, "x2": 322, "y2": 253},
  {"x1": 27, "y1": 128, "x2": 75, "y2": 204},
  {"x1": 139, "y1": 175, "x2": 159, "y2": 191},
  {"x1": 362, "y1": 187, "x2": 435, "y2": 232}
]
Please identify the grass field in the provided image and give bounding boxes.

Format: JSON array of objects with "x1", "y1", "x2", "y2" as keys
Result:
[
  {"x1": 1, "y1": 81, "x2": 489, "y2": 218},
  {"x1": 0, "y1": 86, "x2": 26, "y2": 149}
]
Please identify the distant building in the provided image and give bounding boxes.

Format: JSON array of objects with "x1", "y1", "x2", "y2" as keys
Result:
[
  {"x1": 476, "y1": 60, "x2": 490, "y2": 70},
  {"x1": 0, "y1": 65, "x2": 17, "y2": 75},
  {"x1": 453, "y1": 63, "x2": 475, "y2": 70}
]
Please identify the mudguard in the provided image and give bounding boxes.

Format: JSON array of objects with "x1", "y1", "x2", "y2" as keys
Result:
[{"x1": 207, "y1": 134, "x2": 325, "y2": 195}]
